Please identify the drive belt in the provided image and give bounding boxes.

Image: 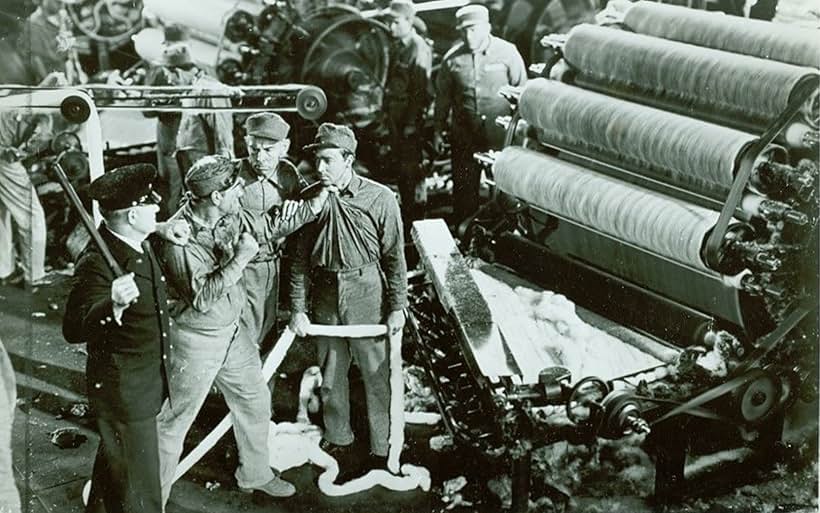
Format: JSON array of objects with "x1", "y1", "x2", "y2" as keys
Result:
[{"x1": 648, "y1": 300, "x2": 814, "y2": 426}]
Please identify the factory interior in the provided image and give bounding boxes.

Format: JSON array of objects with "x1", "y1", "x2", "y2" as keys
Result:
[{"x1": 0, "y1": 0, "x2": 818, "y2": 512}]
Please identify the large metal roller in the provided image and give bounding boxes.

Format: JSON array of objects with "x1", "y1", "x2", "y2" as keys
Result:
[
  {"x1": 623, "y1": 1, "x2": 820, "y2": 69},
  {"x1": 517, "y1": 79, "x2": 760, "y2": 198},
  {"x1": 492, "y1": 146, "x2": 741, "y2": 273},
  {"x1": 562, "y1": 24, "x2": 819, "y2": 130}
]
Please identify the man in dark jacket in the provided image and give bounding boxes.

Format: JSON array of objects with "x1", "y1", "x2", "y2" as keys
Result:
[
  {"x1": 63, "y1": 164, "x2": 175, "y2": 513},
  {"x1": 383, "y1": 0, "x2": 433, "y2": 230}
]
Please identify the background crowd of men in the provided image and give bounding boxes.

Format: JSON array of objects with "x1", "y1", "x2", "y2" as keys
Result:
[{"x1": 0, "y1": 2, "x2": 527, "y2": 512}]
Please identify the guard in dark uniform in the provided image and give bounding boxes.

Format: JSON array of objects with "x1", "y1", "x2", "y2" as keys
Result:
[{"x1": 63, "y1": 164, "x2": 172, "y2": 513}]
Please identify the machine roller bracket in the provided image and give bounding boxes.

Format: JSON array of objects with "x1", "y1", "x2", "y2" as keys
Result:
[{"x1": 704, "y1": 75, "x2": 820, "y2": 270}]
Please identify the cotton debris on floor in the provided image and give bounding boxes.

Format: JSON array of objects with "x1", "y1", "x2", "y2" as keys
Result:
[{"x1": 404, "y1": 365, "x2": 438, "y2": 413}]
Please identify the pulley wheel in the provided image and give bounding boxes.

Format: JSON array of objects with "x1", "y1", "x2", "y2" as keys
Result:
[
  {"x1": 566, "y1": 376, "x2": 609, "y2": 425},
  {"x1": 60, "y1": 96, "x2": 91, "y2": 124},
  {"x1": 295, "y1": 86, "x2": 327, "y2": 121},
  {"x1": 224, "y1": 10, "x2": 257, "y2": 43},
  {"x1": 67, "y1": 0, "x2": 144, "y2": 45},
  {"x1": 738, "y1": 372, "x2": 779, "y2": 424},
  {"x1": 51, "y1": 131, "x2": 83, "y2": 154},
  {"x1": 216, "y1": 59, "x2": 244, "y2": 86},
  {"x1": 801, "y1": 89, "x2": 819, "y2": 129},
  {"x1": 57, "y1": 150, "x2": 91, "y2": 185}
]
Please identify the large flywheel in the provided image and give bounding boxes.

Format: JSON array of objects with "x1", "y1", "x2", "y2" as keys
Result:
[
  {"x1": 298, "y1": 6, "x2": 390, "y2": 127},
  {"x1": 66, "y1": 0, "x2": 144, "y2": 45}
]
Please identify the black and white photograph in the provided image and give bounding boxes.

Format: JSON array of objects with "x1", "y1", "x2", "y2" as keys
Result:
[{"x1": 0, "y1": 0, "x2": 818, "y2": 512}]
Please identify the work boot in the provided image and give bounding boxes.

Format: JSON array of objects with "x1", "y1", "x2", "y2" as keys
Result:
[
  {"x1": 335, "y1": 453, "x2": 389, "y2": 484},
  {"x1": 239, "y1": 475, "x2": 296, "y2": 498},
  {"x1": 368, "y1": 454, "x2": 388, "y2": 471},
  {"x1": 320, "y1": 439, "x2": 353, "y2": 461}
]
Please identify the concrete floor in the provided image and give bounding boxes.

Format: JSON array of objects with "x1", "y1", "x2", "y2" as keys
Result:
[
  {"x1": 4, "y1": 271, "x2": 818, "y2": 513},
  {"x1": 2, "y1": 273, "x2": 456, "y2": 513}
]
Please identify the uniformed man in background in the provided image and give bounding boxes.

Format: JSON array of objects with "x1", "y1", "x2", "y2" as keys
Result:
[
  {"x1": 17, "y1": 0, "x2": 67, "y2": 85},
  {"x1": 434, "y1": 4, "x2": 526, "y2": 224},
  {"x1": 143, "y1": 25, "x2": 200, "y2": 219},
  {"x1": 383, "y1": 0, "x2": 433, "y2": 230}
]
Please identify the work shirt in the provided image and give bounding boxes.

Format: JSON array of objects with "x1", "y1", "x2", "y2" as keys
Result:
[
  {"x1": 238, "y1": 158, "x2": 316, "y2": 262},
  {"x1": 434, "y1": 36, "x2": 527, "y2": 136},
  {"x1": 385, "y1": 29, "x2": 433, "y2": 131},
  {"x1": 176, "y1": 76, "x2": 234, "y2": 158},
  {"x1": 0, "y1": 110, "x2": 52, "y2": 158},
  {"x1": 290, "y1": 174, "x2": 407, "y2": 314},
  {"x1": 158, "y1": 204, "x2": 248, "y2": 330},
  {"x1": 17, "y1": 9, "x2": 64, "y2": 84},
  {"x1": 160, "y1": 199, "x2": 316, "y2": 328}
]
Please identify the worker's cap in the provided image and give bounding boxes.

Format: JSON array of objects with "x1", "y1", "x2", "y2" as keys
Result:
[
  {"x1": 161, "y1": 42, "x2": 193, "y2": 68},
  {"x1": 303, "y1": 123, "x2": 357, "y2": 154},
  {"x1": 384, "y1": 0, "x2": 416, "y2": 21},
  {"x1": 185, "y1": 155, "x2": 241, "y2": 199},
  {"x1": 455, "y1": 4, "x2": 490, "y2": 30},
  {"x1": 244, "y1": 112, "x2": 290, "y2": 142},
  {"x1": 90, "y1": 163, "x2": 161, "y2": 211},
  {"x1": 163, "y1": 23, "x2": 189, "y2": 44}
]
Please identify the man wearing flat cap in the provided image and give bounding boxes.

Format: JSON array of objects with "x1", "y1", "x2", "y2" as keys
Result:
[
  {"x1": 62, "y1": 163, "x2": 181, "y2": 513},
  {"x1": 435, "y1": 4, "x2": 526, "y2": 224},
  {"x1": 383, "y1": 0, "x2": 433, "y2": 231},
  {"x1": 289, "y1": 123, "x2": 407, "y2": 483},
  {"x1": 155, "y1": 154, "x2": 324, "y2": 504},
  {"x1": 237, "y1": 112, "x2": 323, "y2": 346},
  {"x1": 143, "y1": 25, "x2": 200, "y2": 218}
]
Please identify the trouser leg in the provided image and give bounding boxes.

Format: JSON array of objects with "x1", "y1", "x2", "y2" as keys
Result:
[
  {"x1": 316, "y1": 336, "x2": 354, "y2": 447},
  {"x1": 395, "y1": 139, "x2": 425, "y2": 230},
  {"x1": 213, "y1": 325, "x2": 275, "y2": 488},
  {"x1": 0, "y1": 206, "x2": 14, "y2": 279},
  {"x1": 88, "y1": 416, "x2": 162, "y2": 513},
  {"x1": 0, "y1": 162, "x2": 46, "y2": 282},
  {"x1": 241, "y1": 260, "x2": 278, "y2": 348},
  {"x1": 0, "y1": 342, "x2": 21, "y2": 513},
  {"x1": 350, "y1": 338, "x2": 390, "y2": 456},
  {"x1": 260, "y1": 261, "x2": 279, "y2": 343},
  {"x1": 450, "y1": 142, "x2": 481, "y2": 224},
  {"x1": 156, "y1": 324, "x2": 230, "y2": 505}
]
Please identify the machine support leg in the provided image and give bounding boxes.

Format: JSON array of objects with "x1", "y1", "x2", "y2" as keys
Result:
[
  {"x1": 511, "y1": 449, "x2": 532, "y2": 513},
  {"x1": 652, "y1": 421, "x2": 688, "y2": 504}
]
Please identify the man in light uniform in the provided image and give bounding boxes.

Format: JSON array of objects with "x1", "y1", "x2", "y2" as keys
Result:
[
  {"x1": 237, "y1": 112, "x2": 315, "y2": 346},
  {"x1": 155, "y1": 155, "x2": 326, "y2": 505},
  {"x1": 434, "y1": 4, "x2": 527, "y2": 224}
]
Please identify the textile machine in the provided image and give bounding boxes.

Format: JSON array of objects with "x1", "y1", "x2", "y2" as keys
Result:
[
  {"x1": 136, "y1": 0, "x2": 463, "y2": 128},
  {"x1": 408, "y1": 3, "x2": 819, "y2": 509}
]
